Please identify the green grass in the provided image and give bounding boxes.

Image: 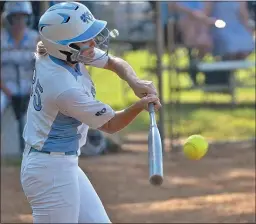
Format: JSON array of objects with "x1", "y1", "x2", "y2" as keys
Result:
[
  {"x1": 118, "y1": 105, "x2": 255, "y2": 141},
  {"x1": 169, "y1": 105, "x2": 255, "y2": 141},
  {"x1": 2, "y1": 157, "x2": 22, "y2": 167},
  {"x1": 89, "y1": 50, "x2": 255, "y2": 141}
]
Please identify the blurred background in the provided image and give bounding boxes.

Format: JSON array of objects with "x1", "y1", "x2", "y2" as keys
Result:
[{"x1": 1, "y1": 1, "x2": 255, "y2": 223}]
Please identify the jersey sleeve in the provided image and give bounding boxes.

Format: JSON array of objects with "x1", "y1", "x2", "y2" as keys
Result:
[
  {"x1": 88, "y1": 48, "x2": 109, "y2": 68},
  {"x1": 56, "y1": 88, "x2": 115, "y2": 129}
]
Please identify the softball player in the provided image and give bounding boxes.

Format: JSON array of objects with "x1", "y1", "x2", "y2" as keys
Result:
[
  {"x1": 20, "y1": 2, "x2": 161, "y2": 223},
  {"x1": 1, "y1": 1, "x2": 38, "y2": 115}
]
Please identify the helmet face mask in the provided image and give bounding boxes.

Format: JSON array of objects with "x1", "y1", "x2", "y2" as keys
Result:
[{"x1": 70, "y1": 27, "x2": 110, "y2": 64}]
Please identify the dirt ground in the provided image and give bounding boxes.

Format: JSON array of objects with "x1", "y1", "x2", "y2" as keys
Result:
[{"x1": 1, "y1": 142, "x2": 255, "y2": 223}]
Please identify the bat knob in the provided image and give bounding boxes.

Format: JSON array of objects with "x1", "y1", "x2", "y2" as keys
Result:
[{"x1": 150, "y1": 175, "x2": 163, "y2": 186}]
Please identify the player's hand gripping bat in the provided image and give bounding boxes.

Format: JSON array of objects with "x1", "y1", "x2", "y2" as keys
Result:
[{"x1": 148, "y1": 103, "x2": 163, "y2": 186}]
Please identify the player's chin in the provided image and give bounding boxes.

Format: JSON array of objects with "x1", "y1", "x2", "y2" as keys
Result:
[
  {"x1": 87, "y1": 52, "x2": 95, "y2": 59},
  {"x1": 82, "y1": 49, "x2": 95, "y2": 59}
]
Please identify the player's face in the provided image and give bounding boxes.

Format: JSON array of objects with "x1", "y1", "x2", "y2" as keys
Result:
[
  {"x1": 9, "y1": 13, "x2": 28, "y2": 31},
  {"x1": 76, "y1": 40, "x2": 96, "y2": 59},
  {"x1": 72, "y1": 28, "x2": 110, "y2": 64}
]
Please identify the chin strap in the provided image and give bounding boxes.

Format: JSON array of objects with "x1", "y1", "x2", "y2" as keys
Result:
[{"x1": 59, "y1": 50, "x2": 78, "y2": 64}]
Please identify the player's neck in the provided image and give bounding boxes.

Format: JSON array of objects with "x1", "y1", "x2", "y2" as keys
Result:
[
  {"x1": 10, "y1": 29, "x2": 25, "y2": 46},
  {"x1": 67, "y1": 62, "x2": 76, "y2": 68}
]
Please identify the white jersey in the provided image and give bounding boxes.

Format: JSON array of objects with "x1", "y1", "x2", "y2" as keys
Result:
[
  {"x1": 1, "y1": 28, "x2": 39, "y2": 94},
  {"x1": 23, "y1": 49, "x2": 115, "y2": 154}
]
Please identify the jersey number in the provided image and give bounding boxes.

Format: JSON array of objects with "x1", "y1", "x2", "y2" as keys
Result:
[{"x1": 31, "y1": 69, "x2": 43, "y2": 111}]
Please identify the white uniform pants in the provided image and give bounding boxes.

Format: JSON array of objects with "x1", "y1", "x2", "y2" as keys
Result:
[{"x1": 20, "y1": 146, "x2": 111, "y2": 223}]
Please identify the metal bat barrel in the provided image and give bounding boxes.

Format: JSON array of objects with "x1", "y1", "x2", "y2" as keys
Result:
[{"x1": 148, "y1": 103, "x2": 163, "y2": 186}]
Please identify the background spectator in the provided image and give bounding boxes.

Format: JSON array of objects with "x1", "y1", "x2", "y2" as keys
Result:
[
  {"x1": 204, "y1": 1, "x2": 254, "y2": 60},
  {"x1": 171, "y1": 1, "x2": 214, "y2": 58},
  {"x1": 201, "y1": 1, "x2": 255, "y2": 87},
  {"x1": 1, "y1": 1, "x2": 38, "y2": 116}
]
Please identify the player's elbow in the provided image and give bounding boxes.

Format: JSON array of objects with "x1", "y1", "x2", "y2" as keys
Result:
[
  {"x1": 106, "y1": 129, "x2": 119, "y2": 134},
  {"x1": 98, "y1": 122, "x2": 120, "y2": 134},
  {"x1": 100, "y1": 127, "x2": 116, "y2": 134},
  {"x1": 102, "y1": 127, "x2": 121, "y2": 134}
]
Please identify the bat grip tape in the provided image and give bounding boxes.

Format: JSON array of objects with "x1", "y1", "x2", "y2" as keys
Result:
[{"x1": 148, "y1": 103, "x2": 157, "y2": 126}]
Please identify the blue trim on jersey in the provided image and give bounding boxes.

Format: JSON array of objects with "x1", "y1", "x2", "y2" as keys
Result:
[
  {"x1": 49, "y1": 55, "x2": 83, "y2": 80},
  {"x1": 57, "y1": 20, "x2": 107, "y2": 45},
  {"x1": 75, "y1": 63, "x2": 80, "y2": 72},
  {"x1": 41, "y1": 112, "x2": 82, "y2": 153}
]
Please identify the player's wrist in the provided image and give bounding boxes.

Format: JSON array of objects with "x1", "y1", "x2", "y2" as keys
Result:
[
  {"x1": 127, "y1": 76, "x2": 140, "y2": 89},
  {"x1": 131, "y1": 101, "x2": 145, "y2": 113}
]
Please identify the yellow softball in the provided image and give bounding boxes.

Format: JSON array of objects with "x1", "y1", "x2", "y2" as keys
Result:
[{"x1": 183, "y1": 135, "x2": 209, "y2": 160}]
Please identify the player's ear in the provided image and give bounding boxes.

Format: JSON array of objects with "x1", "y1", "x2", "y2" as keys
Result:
[{"x1": 59, "y1": 44, "x2": 81, "y2": 64}]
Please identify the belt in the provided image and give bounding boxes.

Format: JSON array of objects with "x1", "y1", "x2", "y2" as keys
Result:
[{"x1": 29, "y1": 148, "x2": 78, "y2": 156}]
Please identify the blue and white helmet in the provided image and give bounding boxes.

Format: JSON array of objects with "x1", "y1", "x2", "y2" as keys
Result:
[
  {"x1": 39, "y1": 2, "x2": 112, "y2": 64},
  {"x1": 3, "y1": 1, "x2": 33, "y2": 27}
]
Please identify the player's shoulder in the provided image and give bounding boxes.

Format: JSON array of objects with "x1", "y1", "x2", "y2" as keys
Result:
[
  {"x1": 36, "y1": 55, "x2": 77, "y2": 80},
  {"x1": 36, "y1": 55, "x2": 81, "y2": 95},
  {"x1": 47, "y1": 55, "x2": 81, "y2": 79}
]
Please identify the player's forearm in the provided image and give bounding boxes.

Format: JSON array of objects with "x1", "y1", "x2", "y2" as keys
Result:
[
  {"x1": 98, "y1": 103, "x2": 143, "y2": 134},
  {"x1": 104, "y1": 56, "x2": 139, "y2": 86}
]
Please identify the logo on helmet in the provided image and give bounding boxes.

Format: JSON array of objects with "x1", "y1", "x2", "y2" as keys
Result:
[{"x1": 80, "y1": 11, "x2": 93, "y2": 23}]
